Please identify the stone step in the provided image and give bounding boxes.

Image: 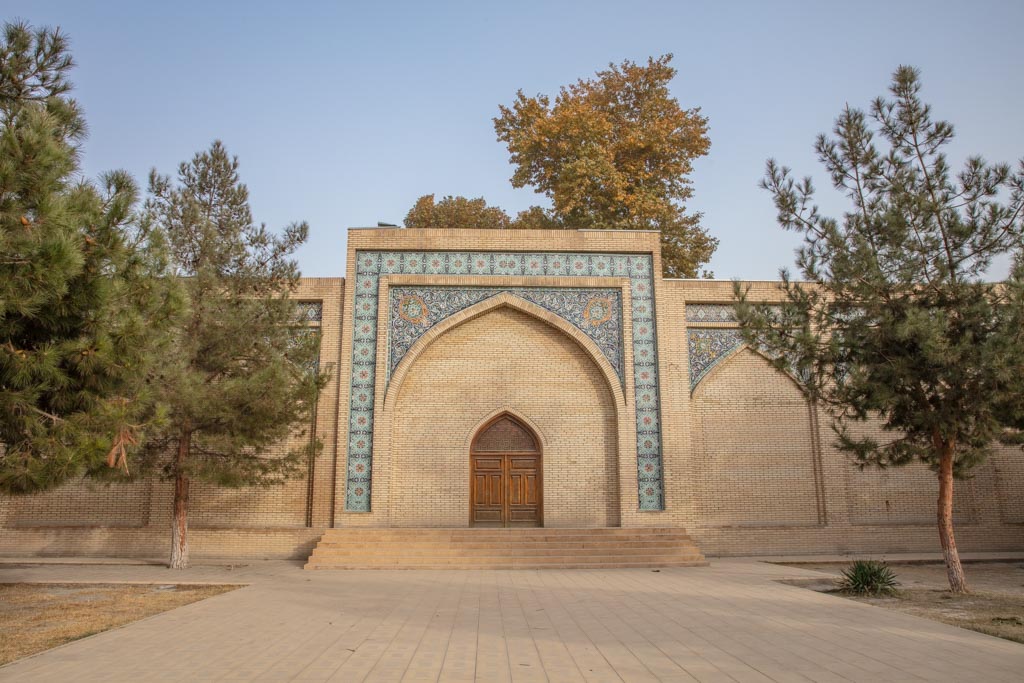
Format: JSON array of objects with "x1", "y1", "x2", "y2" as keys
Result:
[
  {"x1": 304, "y1": 527, "x2": 706, "y2": 570},
  {"x1": 315, "y1": 534, "x2": 695, "y2": 545},
  {"x1": 309, "y1": 551, "x2": 706, "y2": 561},
  {"x1": 311, "y1": 547, "x2": 695, "y2": 558},
  {"x1": 307, "y1": 555, "x2": 708, "y2": 566},
  {"x1": 313, "y1": 539, "x2": 694, "y2": 550},
  {"x1": 312, "y1": 539, "x2": 692, "y2": 548},
  {"x1": 307, "y1": 548, "x2": 704, "y2": 557},
  {"x1": 307, "y1": 559, "x2": 710, "y2": 570},
  {"x1": 315, "y1": 527, "x2": 689, "y2": 537}
]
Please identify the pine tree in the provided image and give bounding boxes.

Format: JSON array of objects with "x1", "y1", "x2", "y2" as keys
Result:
[
  {"x1": 139, "y1": 141, "x2": 325, "y2": 569},
  {"x1": 0, "y1": 22, "x2": 179, "y2": 493},
  {"x1": 736, "y1": 66, "x2": 1024, "y2": 593}
]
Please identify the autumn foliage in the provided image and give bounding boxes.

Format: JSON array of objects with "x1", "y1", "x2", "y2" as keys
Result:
[
  {"x1": 404, "y1": 195, "x2": 512, "y2": 230},
  {"x1": 494, "y1": 55, "x2": 716, "y2": 277}
]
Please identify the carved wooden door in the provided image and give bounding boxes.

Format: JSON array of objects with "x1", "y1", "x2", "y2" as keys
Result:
[{"x1": 470, "y1": 415, "x2": 542, "y2": 527}]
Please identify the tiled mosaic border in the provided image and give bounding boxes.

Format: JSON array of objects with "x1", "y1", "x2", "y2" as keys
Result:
[
  {"x1": 388, "y1": 287, "x2": 624, "y2": 382},
  {"x1": 346, "y1": 250, "x2": 664, "y2": 512},
  {"x1": 685, "y1": 303, "x2": 736, "y2": 324}
]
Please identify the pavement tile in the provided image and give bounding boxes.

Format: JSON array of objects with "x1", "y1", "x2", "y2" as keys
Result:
[{"x1": 1, "y1": 559, "x2": 1022, "y2": 682}]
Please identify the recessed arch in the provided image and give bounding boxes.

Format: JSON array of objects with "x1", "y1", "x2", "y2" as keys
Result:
[
  {"x1": 692, "y1": 343, "x2": 806, "y2": 398},
  {"x1": 384, "y1": 292, "x2": 627, "y2": 414},
  {"x1": 383, "y1": 303, "x2": 622, "y2": 528},
  {"x1": 463, "y1": 406, "x2": 549, "y2": 455}
]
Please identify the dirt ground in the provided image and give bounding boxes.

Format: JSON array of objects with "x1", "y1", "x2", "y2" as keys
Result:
[
  {"x1": 0, "y1": 582, "x2": 240, "y2": 666},
  {"x1": 782, "y1": 561, "x2": 1024, "y2": 644}
]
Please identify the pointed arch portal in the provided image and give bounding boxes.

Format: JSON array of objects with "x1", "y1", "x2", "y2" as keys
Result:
[{"x1": 344, "y1": 249, "x2": 665, "y2": 514}]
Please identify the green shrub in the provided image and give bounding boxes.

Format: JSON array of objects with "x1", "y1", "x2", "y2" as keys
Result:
[{"x1": 838, "y1": 560, "x2": 899, "y2": 595}]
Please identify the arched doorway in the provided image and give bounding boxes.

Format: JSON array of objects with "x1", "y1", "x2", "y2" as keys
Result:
[
  {"x1": 470, "y1": 414, "x2": 543, "y2": 527},
  {"x1": 388, "y1": 305, "x2": 618, "y2": 528}
]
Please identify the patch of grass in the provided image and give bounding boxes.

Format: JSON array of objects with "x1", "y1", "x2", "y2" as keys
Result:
[
  {"x1": 852, "y1": 588, "x2": 1024, "y2": 644},
  {"x1": 0, "y1": 583, "x2": 240, "y2": 666},
  {"x1": 782, "y1": 561, "x2": 1024, "y2": 645},
  {"x1": 837, "y1": 559, "x2": 899, "y2": 596}
]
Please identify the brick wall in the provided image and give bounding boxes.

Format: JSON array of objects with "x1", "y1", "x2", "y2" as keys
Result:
[
  {"x1": 2, "y1": 230, "x2": 1021, "y2": 561},
  {"x1": 670, "y1": 279, "x2": 1024, "y2": 556},
  {"x1": 691, "y1": 349, "x2": 821, "y2": 529}
]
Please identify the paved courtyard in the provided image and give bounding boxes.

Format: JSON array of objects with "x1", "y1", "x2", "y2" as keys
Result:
[{"x1": 1, "y1": 558, "x2": 1022, "y2": 682}]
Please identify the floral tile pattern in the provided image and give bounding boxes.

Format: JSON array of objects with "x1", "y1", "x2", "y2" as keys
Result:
[
  {"x1": 388, "y1": 287, "x2": 624, "y2": 381},
  {"x1": 346, "y1": 250, "x2": 664, "y2": 512},
  {"x1": 687, "y1": 328, "x2": 745, "y2": 390},
  {"x1": 294, "y1": 301, "x2": 324, "y2": 323},
  {"x1": 685, "y1": 304, "x2": 803, "y2": 392},
  {"x1": 685, "y1": 303, "x2": 736, "y2": 323}
]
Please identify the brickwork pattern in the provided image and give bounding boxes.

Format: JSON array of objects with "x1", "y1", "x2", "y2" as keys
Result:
[
  {"x1": 691, "y1": 349, "x2": 822, "y2": 529},
  {"x1": 2, "y1": 233, "x2": 1022, "y2": 562},
  {"x1": 671, "y1": 279, "x2": 1024, "y2": 557},
  {"x1": 388, "y1": 307, "x2": 620, "y2": 528},
  {"x1": 5, "y1": 479, "x2": 152, "y2": 528},
  {"x1": 993, "y1": 444, "x2": 1024, "y2": 523}
]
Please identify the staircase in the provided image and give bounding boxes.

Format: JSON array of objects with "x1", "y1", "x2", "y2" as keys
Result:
[{"x1": 304, "y1": 527, "x2": 707, "y2": 570}]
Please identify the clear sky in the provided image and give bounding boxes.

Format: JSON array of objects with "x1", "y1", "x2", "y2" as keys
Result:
[{"x1": 14, "y1": 0, "x2": 1024, "y2": 279}]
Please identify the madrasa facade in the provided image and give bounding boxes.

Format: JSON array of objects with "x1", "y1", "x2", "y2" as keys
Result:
[{"x1": 2, "y1": 228, "x2": 1022, "y2": 561}]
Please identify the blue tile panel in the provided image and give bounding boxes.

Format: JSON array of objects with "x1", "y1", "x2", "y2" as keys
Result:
[
  {"x1": 346, "y1": 250, "x2": 664, "y2": 512},
  {"x1": 687, "y1": 328, "x2": 745, "y2": 391},
  {"x1": 388, "y1": 287, "x2": 624, "y2": 382},
  {"x1": 294, "y1": 301, "x2": 324, "y2": 323},
  {"x1": 685, "y1": 304, "x2": 804, "y2": 392},
  {"x1": 684, "y1": 303, "x2": 736, "y2": 323}
]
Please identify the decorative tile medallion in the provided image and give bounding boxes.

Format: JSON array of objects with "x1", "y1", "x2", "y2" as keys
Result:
[
  {"x1": 687, "y1": 328, "x2": 745, "y2": 391},
  {"x1": 583, "y1": 296, "x2": 613, "y2": 327},
  {"x1": 346, "y1": 250, "x2": 664, "y2": 512},
  {"x1": 388, "y1": 287, "x2": 624, "y2": 381},
  {"x1": 397, "y1": 294, "x2": 428, "y2": 325}
]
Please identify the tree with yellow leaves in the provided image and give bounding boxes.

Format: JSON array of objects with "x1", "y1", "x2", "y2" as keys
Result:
[
  {"x1": 494, "y1": 55, "x2": 716, "y2": 277},
  {"x1": 404, "y1": 194, "x2": 511, "y2": 230}
]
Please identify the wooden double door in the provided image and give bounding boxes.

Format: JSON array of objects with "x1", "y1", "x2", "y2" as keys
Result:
[{"x1": 470, "y1": 415, "x2": 542, "y2": 527}]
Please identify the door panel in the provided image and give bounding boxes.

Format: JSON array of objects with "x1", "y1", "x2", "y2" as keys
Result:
[
  {"x1": 471, "y1": 453, "x2": 541, "y2": 527},
  {"x1": 508, "y1": 458, "x2": 540, "y2": 526},
  {"x1": 471, "y1": 457, "x2": 505, "y2": 527}
]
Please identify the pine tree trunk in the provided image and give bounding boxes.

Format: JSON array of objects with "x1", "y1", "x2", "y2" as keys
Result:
[
  {"x1": 937, "y1": 441, "x2": 968, "y2": 593},
  {"x1": 169, "y1": 430, "x2": 191, "y2": 570}
]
